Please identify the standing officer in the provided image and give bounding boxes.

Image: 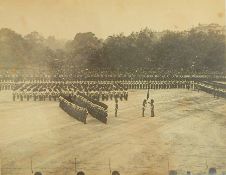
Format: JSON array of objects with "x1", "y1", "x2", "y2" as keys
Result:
[
  {"x1": 142, "y1": 99, "x2": 147, "y2": 117},
  {"x1": 83, "y1": 109, "x2": 88, "y2": 124},
  {"x1": 148, "y1": 99, "x2": 155, "y2": 117},
  {"x1": 13, "y1": 92, "x2": 16, "y2": 101},
  {"x1": 115, "y1": 98, "x2": 118, "y2": 117}
]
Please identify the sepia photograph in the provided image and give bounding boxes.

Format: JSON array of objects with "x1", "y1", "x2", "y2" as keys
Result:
[{"x1": 0, "y1": 0, "x2": 225, "y2": 175}]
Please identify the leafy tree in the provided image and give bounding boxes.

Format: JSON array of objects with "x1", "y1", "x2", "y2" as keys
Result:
[
  {"x1": 0, "y1": 24, "x2": 225, "y2": 73},
  {"x1": 0, "y1": 28, "x2": 28, "y2": 69},
  {"x1": 65, "y1": 32, "x2": 103, "y2": 67}
]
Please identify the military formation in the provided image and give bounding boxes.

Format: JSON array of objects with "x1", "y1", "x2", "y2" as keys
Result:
[
  {"x1": 12, "y1": 81, "x2": 128, "y2": 102},
  {"x1": 59, "y1": 92, "x2": 108, "y2": 124},
  {"x1": 10, "y1": 79, "x2": 196, "y2": 103},
  {"x1": 0, "y1": 81, "x2": 14, "y2": 91},
  {"x1": 121, "y1": 80, "x2": 193, "y2": 90},
  {"x1": 77, "y1": 91, "x2": 108, "y2": 110},
  {"x1": 195, "y1": 81, "x2": 226, "y2": 98},
  {"x1": 1, "y1": 70, "x2": 226, "y2": 123},
  {"x1": 9, "y1": 79, "x2": 226, "y2": 103},
  {"x1": 1, "y1": 68, "x2": 226, "y2": 82},
  {"x1": 71, "y1": 93, "x2": 108, "y2": 124},
  {"x1": 59, "y1": 96, "x2": 88, "y2": 124}
]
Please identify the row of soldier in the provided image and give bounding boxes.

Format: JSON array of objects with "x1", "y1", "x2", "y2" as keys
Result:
[
  {"x1": 89, "y1": 90, "x2": 128, "y2": 101},
  {"x1": 6, "y1": 80, "x2": 196, "y2": 92},
  {"x1": 2, "y1": 80, "x2": 193, "y2": 92},
  {"x1": 59, "y1": 96, "x2": 88, "y2": 124},
  {"x1": 12, "y1": 90, "x2": 128, "y2": 102},
  {"x1": 121, "y1": 81, "x2": 194, "y2": 90},
  {"x1": 13, "y1": 91, "x2": 59, "y2": 101},
  {"x1": 12, "y1": 80, "x2": 194, "y2": 90},
  {"x1": 1, "y1": 68, "x2": 226, "y2": 82},
  {"x1": 12, "y1": 81, "x2": 226, "y2": 102},
  {"x1": 14, "y1": 81, "x2": 127, "y2": 91},
  {"x1": 195, "y1": 81, "x2": 226, "y2": 99},
  {"x1": 12, "y1": 81, "x2": 128, "y2": 102},
  {"x1": 0, "y1": 82, "x2": 14, "y2": 91},
  {"x1": 71, "y1": 94, "x2": 108, "y2": 124}
]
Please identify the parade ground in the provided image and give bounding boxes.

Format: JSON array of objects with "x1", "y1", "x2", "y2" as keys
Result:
[{"x1": 0, "y1": 89, "x2": 226, "y2": 175}]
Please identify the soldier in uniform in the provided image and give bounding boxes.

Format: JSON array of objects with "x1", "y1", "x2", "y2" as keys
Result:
[
  {"x1": 33, "y1": 92, "x2": 35, "y2": 101},
  {"x1": 48, "y1": 92, "x2": 52, "y2": 101},
  {"x1": 26, "y1": 93, "x2": 29, "y2": 101},
  {"x1": 115, "y1": 99, "x2": 118, "y2": 117},
  {"x1": 148, "y1": 99, "x2": 154, "y2": 117},
  {"x1": 83, "y1": 109, "x2": 88, "y2": 124},
  {"x1": 142, "y1": 99, "x2": 147, "y2": 117},
  {"x1": 13, "y1": 92, "x2": 16, "y2": 101},
  {"x1": 20, "y1": 93, "x2": 23, "y2": 101},
  {"x1": 186, "y1": 81, "x2": 190, "y2": 90}
]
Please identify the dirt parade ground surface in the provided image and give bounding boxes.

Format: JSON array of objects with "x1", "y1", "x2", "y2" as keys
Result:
[{"x1": 0, "y1": 89, "x2": 226, "y2": 175}]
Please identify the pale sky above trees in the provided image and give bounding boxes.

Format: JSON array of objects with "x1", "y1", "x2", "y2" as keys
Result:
[{"x1": 0, "y1": 0, "x2": 225, "y2": 39}]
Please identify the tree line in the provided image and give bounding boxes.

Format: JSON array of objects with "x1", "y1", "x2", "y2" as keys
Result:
[{"x1": 0, "y1": 25, "x2": 225, "y2": 73}]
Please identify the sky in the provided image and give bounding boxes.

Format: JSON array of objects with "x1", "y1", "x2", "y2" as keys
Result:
[{"x1": 0, "y1": 0, "x2": 225, "y2": 39}]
